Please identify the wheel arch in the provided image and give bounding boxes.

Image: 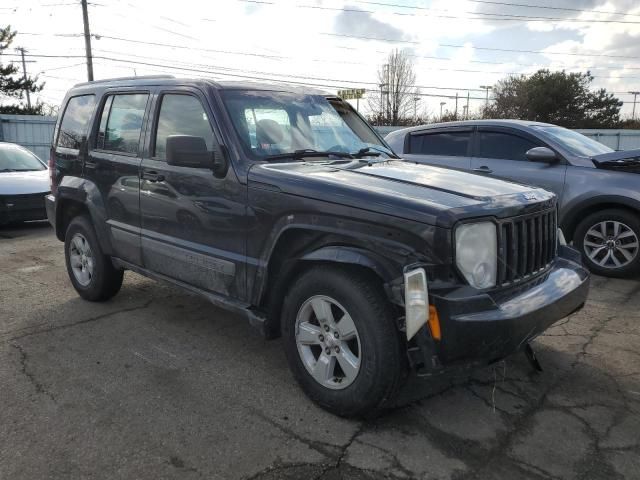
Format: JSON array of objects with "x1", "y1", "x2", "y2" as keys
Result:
[
  {"x1": 55, "y1": 176, "x2": 113, "y2": 254},
  {"x1": 257, "y1": 227, "x2": 406, "y2": 339},
  {"x1": 561, "y1": 196, "x2": 640, "y2": 240}
]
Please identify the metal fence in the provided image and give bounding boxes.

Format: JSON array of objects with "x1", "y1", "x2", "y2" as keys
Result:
[
  {"x1": 1, "y1": 115, "x2": 639, "y2": 159},
  {"x1": 0, "y1": 115, "x2": 56, "y2": 161}
]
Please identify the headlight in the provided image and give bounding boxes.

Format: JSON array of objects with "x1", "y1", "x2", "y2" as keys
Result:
[{"x1": 455, "y1": 222, "x2": 497, "y2": 289}]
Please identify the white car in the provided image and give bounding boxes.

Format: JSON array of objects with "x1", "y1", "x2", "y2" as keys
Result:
[{"x1": 0, "y1": 142, "x2": 50, "y2": 225}]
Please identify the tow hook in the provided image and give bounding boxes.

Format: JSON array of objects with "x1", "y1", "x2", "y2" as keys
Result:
[{"x1": 524, "y1": 343, "x2": 543, "y2": 372}]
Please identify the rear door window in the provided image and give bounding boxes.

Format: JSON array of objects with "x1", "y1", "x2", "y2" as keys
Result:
[
  {"x1": 477, "y1": 131, "x2": 540, "y2": 161},
  {"x1": 96, "y1": 93, "x2": 149, "y2": 154},
  {"x1": 57, "y1": 95, "x2": 96, "y2": 150},
  {"x1": 409, "y1": 131, "x2": 471, "y2": 157}
]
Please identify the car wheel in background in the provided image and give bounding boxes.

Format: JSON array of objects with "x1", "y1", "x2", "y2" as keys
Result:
[
  {"x1": 64, "y1": 215, "x2": 124, "y2": 301},
  {"x1": 281, "y1": 265, "x2": 407, "y2": 417},
  {"x1": 574, "y1": 209, "x2": 640, "y2": 277}
]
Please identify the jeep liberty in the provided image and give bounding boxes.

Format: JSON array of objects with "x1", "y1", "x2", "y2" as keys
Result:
[{"x1": 46, "y1": 76, "x2": 589, "y2": 416}]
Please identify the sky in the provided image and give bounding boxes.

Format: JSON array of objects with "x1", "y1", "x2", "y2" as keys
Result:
[{"x1": 2, "y1": 0, "x2": 640, "y2": 119}]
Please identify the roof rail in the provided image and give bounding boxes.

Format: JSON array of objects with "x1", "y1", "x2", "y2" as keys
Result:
[{"x1": 73, "y1": 75, "x2": 175, "y2": 87}]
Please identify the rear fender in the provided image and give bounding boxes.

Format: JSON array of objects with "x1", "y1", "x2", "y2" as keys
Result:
[{"x1": 56, "y1": 176, "x2": 113, "y2": 254}]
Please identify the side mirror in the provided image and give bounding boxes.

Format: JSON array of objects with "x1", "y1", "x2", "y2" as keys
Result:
[
  {"x1": 526, "y1": 147, "x2": 558, "y2": 164},
  {"x1": 166, "y1": 135, "x2": 228, "y2": 177}
]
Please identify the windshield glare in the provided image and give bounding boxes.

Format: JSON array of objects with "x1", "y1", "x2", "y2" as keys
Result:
[
  {"x1": 534, "y1": 126, "x2": 613, "y2": 157},
  {"x1": 221, "y1": 90, "x2": 391, "y2": 160},
  {"x1": 0, "y1": 145, "x2": 46, "y2": 171}
]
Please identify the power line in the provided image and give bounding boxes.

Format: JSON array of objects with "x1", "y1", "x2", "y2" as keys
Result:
[
  {"x1": 464, "y1": 0, "x2": 640, "y2": 18},
  {"x1": 322, "y1": 33, "x2": 640, "y2": 61}
]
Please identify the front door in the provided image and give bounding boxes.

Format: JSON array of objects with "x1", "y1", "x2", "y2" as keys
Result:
[
  {"x1": 139, "y1": 89, "x2": 246, "y2": 299},
  {"x1": 471, "y1": 127, "x2": 567, "y2": 199}
]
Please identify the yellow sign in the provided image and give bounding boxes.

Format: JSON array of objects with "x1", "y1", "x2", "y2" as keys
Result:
[{"x1": 338, "y1": 88, "x2": 366, "y2": 100}]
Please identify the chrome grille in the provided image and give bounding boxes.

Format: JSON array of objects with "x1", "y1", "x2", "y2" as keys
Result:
[{"x1": 497, "y1": 209, "x2": 557, "y2": 286}]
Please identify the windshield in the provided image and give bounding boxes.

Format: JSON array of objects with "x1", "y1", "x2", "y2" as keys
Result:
[
  {"x1": 0, "y1": 144, "x2": 46, "y2": 172},
  {"x1": 533, "y1": 126, "x2": 613, "y2": 157},
  {"x1": 221, "y1": 90, "x2": 393, "y2": 160}
]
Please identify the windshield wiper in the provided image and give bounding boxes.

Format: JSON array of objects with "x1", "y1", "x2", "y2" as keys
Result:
[
  {"x1": 0, "y1": 168, "x2": 17, "y2": 172},
  {"x1": 265, "y1": 149, "x2": 354, "y2": 161},
  {"x1": 352, "y1": 146, "x2": 399, "y2": 159}
]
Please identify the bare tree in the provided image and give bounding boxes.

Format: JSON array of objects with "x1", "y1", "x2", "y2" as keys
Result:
[{"x1": 368, "y1": 49, "x2": 416, "y2": 126}]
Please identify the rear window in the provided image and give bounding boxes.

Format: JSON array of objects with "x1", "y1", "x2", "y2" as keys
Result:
[
  {"x1": 57, "y1": 95, "x2": 96, "y2": 150},
  {"x1": 409, "y1": 131, "x2": 471, "y2": 157}
]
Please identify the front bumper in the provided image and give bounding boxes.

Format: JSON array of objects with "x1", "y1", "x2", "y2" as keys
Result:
[
  {"x1": 0, "y1": 192, "x2": 49, "y2": 225},
  {"x1": 44, "y1": 194, "x2": 56, "y2": 230},
  {"x1": 411, "y1": 246, "x2": 590, "y2": 373}
]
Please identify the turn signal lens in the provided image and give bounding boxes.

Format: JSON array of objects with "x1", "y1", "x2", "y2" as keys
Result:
[{"x1": 428, "y1": 305, "x2": 441, "y2": 341}]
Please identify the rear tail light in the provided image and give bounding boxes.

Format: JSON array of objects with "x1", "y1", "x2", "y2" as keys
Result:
[{"x1": 49, "y1": 150, "x2": 57, "y2": 195}]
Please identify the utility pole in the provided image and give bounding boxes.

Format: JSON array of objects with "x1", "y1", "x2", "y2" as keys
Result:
[
  {"x1": 479, "y1": 85, "x2": 492, "y2": 108},
  {"x1": 454, "y1": 92, "x2": 459, "y2": 119},
  {"x1": 629, "y1": 91, "x2": 639, "y2": 120},
  {"x1": 466, "y1": 91, "x2": 470, "y2": 119},
  {"x1": 16, "y1": 47, "x2": 31, "y2": 109},
  {"x1": 413, "y1": 92, "x2": 421, "y2": 122},
  {"x1": 81, "y1": 0, "x2": 94, "y2": 81}
]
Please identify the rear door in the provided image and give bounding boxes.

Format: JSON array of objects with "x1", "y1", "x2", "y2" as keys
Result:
[
  {"x1": 85, "y1": 90, "x2": 151, "y2": 265},
  {"x1": 471, "y1": 127, "x2": 567, "y2": 198},
  {"x1": 139, "y1": 87, "x2": 246, "y2": 299},
  {"x1": 401, "y1": 127, "x2": 473, "y2": 171}
]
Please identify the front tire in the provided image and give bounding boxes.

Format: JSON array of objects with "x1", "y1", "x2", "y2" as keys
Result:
[
  {"x1": 573, "y1": 209, "x2": 640, "y2": 277},
  {"x1": 64, "y1": 215, "x2": 124, "y2": 301},
  {"x1": 281, "y1": 265, "x2": 407, "y2": 417}
]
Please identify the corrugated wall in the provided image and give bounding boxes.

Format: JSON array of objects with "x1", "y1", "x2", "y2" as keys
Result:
[{"x1": 0, "y1": 115, "x2": 56, "y2": 161}]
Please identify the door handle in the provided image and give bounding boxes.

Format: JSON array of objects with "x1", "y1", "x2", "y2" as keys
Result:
[
  {"x1": 473, "y1": 166, "x2": 493, "y2": 174},
  {"x1": 141, "y1": 170, "x2": 165, "y2": 182}
]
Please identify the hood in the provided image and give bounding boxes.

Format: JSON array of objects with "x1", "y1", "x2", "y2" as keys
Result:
[
  {"x1": 248, "y1": 159, "x2": 555, "y2": 228},
  {"x1": 592, "y1": 149, "x2": 640, "y2": 174},
  {"x1": 0, "y1": 169, "x2": 50, "y2": 195}
]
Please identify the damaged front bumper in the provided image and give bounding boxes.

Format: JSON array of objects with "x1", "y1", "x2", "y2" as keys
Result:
[{"x1": 408, "y1": 246, "x2": 590, "y2": 375}]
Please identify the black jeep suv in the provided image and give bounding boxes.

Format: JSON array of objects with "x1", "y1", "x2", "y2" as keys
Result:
[{"x1": 46, "y1": 76, "x2": 589, "y2": 417}]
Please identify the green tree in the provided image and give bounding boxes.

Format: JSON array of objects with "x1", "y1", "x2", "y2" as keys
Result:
[
  {"x1": 484, "y1": 69, "x2": 622, "y2": 128},
  {"x1": 0, "y1": 25, "x2": 45, "y2": 114}
]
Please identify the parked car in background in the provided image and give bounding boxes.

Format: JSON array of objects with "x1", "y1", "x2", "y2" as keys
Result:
[
  {"x1": 0, "y1": 142, "x2": 49, "y2": 225},
  {"x1": 46, "y1": 77, "x2": 589, "y2": 416},
  {"x1": 385, "y1": 120, "x2": 640, "y2": 277}
]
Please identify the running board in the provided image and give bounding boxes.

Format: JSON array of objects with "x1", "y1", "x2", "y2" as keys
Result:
[{"x1": 111, "y1": 258, "x2": 268, "y2": 335}]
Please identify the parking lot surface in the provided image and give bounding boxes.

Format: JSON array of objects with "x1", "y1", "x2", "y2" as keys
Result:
[{"x1": 1, "y1": 223, "x2": 639, "y2": 480}]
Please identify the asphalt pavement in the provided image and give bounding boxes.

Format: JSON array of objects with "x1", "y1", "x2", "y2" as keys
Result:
[{"x1": 1, "y1": 222, "x2": 639, "y2": 479}]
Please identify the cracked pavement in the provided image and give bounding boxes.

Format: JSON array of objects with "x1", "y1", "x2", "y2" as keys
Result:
[{"x1": 1, "y1": 222, "x2": 639, "y2": 479}]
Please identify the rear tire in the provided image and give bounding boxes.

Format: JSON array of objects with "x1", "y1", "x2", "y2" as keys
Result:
[
  {"x1": 573, "y1": 209, "x2": 640, "y2": 277},
  {"x1": 64, "y1": 215, "x2": 124, "y2": 301},
  {"x1": 281, "y1": 265, "x2": 407, "y2": 417}
]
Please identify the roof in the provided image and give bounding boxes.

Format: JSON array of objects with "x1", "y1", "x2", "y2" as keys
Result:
[
  {"x1": 70, "y1": 75, "x2": 330, "y2": 96},
  {"x1": 387, "y1": 119, "x2": 558, "y2": 137}
]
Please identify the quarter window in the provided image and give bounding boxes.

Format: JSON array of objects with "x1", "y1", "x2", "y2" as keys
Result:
[
  {"x1": 477, "y1": 131, "x2": 540, "y2": 161},
  {"x1": 57, "y1": 95, "x2": 96, "y2": 150},
  {"x1": 154, "y1": 94, "x2": 216, "y2": 160},
  {"x1": 409, "y1": 131, "x2": 471, "y2": 157},
  {"x1": 96, "y1": 93, "x2": 148, "y2": 154}
]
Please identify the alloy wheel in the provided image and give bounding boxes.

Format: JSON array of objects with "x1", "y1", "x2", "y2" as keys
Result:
[
  {"x1": 295, "y1": 295, "x2": 361, "y2": 390},
  {"x1": 583, "y1": 220, "x2": 639, "y2": 269},
  {"x1": 69, "y1": 233, "x2": 95, "y2": 286}
]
